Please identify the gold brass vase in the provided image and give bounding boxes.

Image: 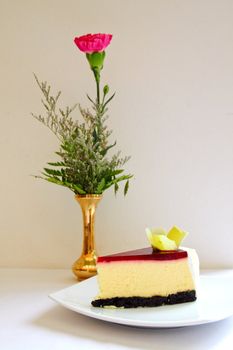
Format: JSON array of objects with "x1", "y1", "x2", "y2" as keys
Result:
[{"x1": 72, "y1": 194, "x2": 102, "y2": 281}]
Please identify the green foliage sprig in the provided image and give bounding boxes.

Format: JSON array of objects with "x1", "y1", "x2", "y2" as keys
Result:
[{"x1": 32, "y1": 75, "x2": 132, "y2": 195}]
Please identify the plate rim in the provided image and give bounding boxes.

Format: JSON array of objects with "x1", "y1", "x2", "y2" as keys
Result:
[{"x1": 49, "y1": 271, "x2": 233, "y2": 328}]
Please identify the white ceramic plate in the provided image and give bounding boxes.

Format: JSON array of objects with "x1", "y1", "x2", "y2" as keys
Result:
[{"x1": 50, "y1": 270, "x2": 233, "y2": 328}]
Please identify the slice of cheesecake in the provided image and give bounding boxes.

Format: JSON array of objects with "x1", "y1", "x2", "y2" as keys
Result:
[{"x1": 92, "y1": 247, "x2": 199, "y2": 308}]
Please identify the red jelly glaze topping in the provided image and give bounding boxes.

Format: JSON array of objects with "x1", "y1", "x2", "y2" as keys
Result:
[{"x1": 97, "y1": 247, "x2": 188, "y2": 263}]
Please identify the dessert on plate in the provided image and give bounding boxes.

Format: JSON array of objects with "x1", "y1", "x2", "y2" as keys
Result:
[{"x1": 92, "y1": 226, "x2": 199, "y2": 308}]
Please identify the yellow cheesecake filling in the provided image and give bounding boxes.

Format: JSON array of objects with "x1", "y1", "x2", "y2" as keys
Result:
[{"x1": 96, "y1": 258, "x2": 195, "y2": 299}]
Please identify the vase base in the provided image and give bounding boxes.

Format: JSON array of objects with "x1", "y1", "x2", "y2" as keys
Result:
[
  {"x1": 72, "y1": 268, "x2": 97, "y2": 281},
  {"x1": 72, "y1": 254, "x2": 97, "y2": 281}
]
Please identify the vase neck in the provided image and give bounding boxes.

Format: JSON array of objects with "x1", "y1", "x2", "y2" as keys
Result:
[{"x1": 75, "y1": 195, "x2": 102, "y2": 255}]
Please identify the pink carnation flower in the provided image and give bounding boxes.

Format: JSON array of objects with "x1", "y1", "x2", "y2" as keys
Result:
[{"x1": 74, "y1": 33, "x2": 112, "y2": 53}]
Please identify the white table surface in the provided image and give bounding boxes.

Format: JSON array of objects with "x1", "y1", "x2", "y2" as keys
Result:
[{"x1": 0, "y1": 269, "x2": 232, "y2": 350}]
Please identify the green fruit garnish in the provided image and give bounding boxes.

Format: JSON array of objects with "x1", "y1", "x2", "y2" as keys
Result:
[
  {"x1": 146, "y1": 227, "x2": 167, "y2": 237},
  {"x1": 146, "y1": 225, "x2": 188, "y2": 250},
  {"x1": 146, "y1": 228, "x2": 167, "y2": 249},
  {"x1": 146, "y1": 231, "x2": 177, "y2": 251},
  {"x1": 152, "y1": 235, "x2": 177, "y2": 250},
  {"x1": 167, "y1": 226, "x2": 187, "y2": 247}
]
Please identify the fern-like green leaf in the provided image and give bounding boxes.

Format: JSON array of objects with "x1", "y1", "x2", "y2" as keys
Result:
[
  {"x1": 100, "y1": 141, "x2": 117, "y2": 156},
  {"x1": 114, "y1": 182, "x2": 119, "y2": 195},
  {"x1": 97, "y1": 178, "x2": 106, "y2": 193},
  {"x1": 102, "y1": 92, "x2": 115, "y2": 109},
  {"x1": 43, "y1": 168, "x2": 62, "y2": 176},
  {"x1": 72, "y1": 184, "x2": 86, "y2": 194},
  {"x1": 47, "y1": 161, "x2": 65, "y2": 167},
  {"x1": 124, "y1": 180, "x2": 129, "y2": 196},
  {"x1": 110, "y1": 169, "x2": 124, "y2": 177}
]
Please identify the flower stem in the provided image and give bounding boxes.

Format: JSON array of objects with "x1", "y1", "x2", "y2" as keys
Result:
[
  {"x1": 93, "y1": 68, "x2": 100, "y2": 105},
  {"x1": 96, "y1": 79, "x2": 100, "y2": 105}
]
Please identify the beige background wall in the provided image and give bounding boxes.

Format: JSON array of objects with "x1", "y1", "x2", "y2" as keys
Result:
[{"x1": 0, "y1": 0, "x2": 233, "y2": 269}]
